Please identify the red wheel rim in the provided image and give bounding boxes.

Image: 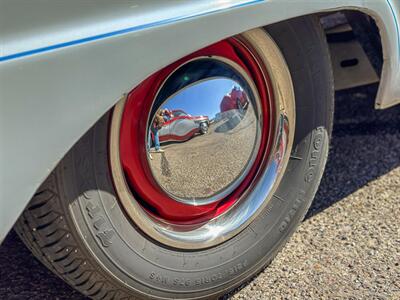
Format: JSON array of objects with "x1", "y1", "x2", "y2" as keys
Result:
[{"x1": 118, "y1": 37, "x2": 274, "y2": 224}]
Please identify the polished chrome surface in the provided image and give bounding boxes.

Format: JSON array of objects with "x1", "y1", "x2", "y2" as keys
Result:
[
  {"x1": 147, "y1": 77, "x2": 261, "y2": 205},
  {"x1": 148, "y1": 110, "x2": 291, "y2": 248},
  {"x1": 111, "y1": 29, "x2": 295, "y2": 249}
]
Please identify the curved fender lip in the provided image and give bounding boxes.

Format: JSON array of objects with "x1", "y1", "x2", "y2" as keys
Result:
[{"x1": 0, "y1": 0, "x2": 399, "y2": 243}]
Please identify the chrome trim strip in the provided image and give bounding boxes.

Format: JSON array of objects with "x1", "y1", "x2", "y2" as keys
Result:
[{"x1": 386, "y1": 0, "x2": 400, "y2": 55}]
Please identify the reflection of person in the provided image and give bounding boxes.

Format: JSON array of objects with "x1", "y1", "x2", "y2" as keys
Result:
[
  {"x1": 149, "y1": 109, "x2": 165, "y2": 154},
  {"x1": 147, "y1": 128, "x2": 153, "y2": 160},
  {"x1": 163, "y1": 108, "x2": 173, "y2": 121}
]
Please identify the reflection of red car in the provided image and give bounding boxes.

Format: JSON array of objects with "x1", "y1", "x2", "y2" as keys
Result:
[
  {"x1": 220, "y1": 86, "x2": 249, "y2": 113},
  {"x1": 157, "y1": 110, "x2": 209, "y2": 143}
]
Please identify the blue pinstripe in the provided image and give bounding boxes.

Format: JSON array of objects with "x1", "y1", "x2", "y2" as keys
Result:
[{"x1": 0, "y1": 0, "x2": 263, "y2": 62}]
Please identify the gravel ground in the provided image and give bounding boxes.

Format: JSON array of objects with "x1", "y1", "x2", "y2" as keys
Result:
[{"x1": 0, "y1": 84, "x2": 399, "y2": 299}]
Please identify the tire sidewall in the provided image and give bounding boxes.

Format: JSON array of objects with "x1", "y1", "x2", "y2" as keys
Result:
[{"x1": 60, "y1": 17, "x2": 333, "y2": 299}]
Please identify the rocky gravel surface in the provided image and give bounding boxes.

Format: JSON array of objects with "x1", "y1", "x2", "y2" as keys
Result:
[{"x1": 0, "y1": 84, "x2": 399, "y2": 299}]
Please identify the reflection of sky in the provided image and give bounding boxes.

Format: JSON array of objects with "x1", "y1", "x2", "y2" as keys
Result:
[{"x1": 162, "y1": 78, "x2": 237, "y2": 119}]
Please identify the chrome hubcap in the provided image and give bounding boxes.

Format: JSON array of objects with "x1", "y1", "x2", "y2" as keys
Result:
[
  {"x1": 147, "y1": 58, "x2": 262, "y2": 205},
  {"x1": 110, "y1": 29, "x2": 295, "y2": 249}
]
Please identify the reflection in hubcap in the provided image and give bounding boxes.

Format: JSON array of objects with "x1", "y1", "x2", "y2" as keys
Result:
[{"x1": 147, "y1": 60, "x2": 261, "y2": 205}]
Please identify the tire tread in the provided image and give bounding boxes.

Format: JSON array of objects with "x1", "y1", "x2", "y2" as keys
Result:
[{"x1": 15, "y1": 173, "x2": 130, "y2": 299}]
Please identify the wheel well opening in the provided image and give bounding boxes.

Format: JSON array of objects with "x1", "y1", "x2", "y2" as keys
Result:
[{"x1": 320, "y1": 11, "x2": 383, "y2": 93}]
